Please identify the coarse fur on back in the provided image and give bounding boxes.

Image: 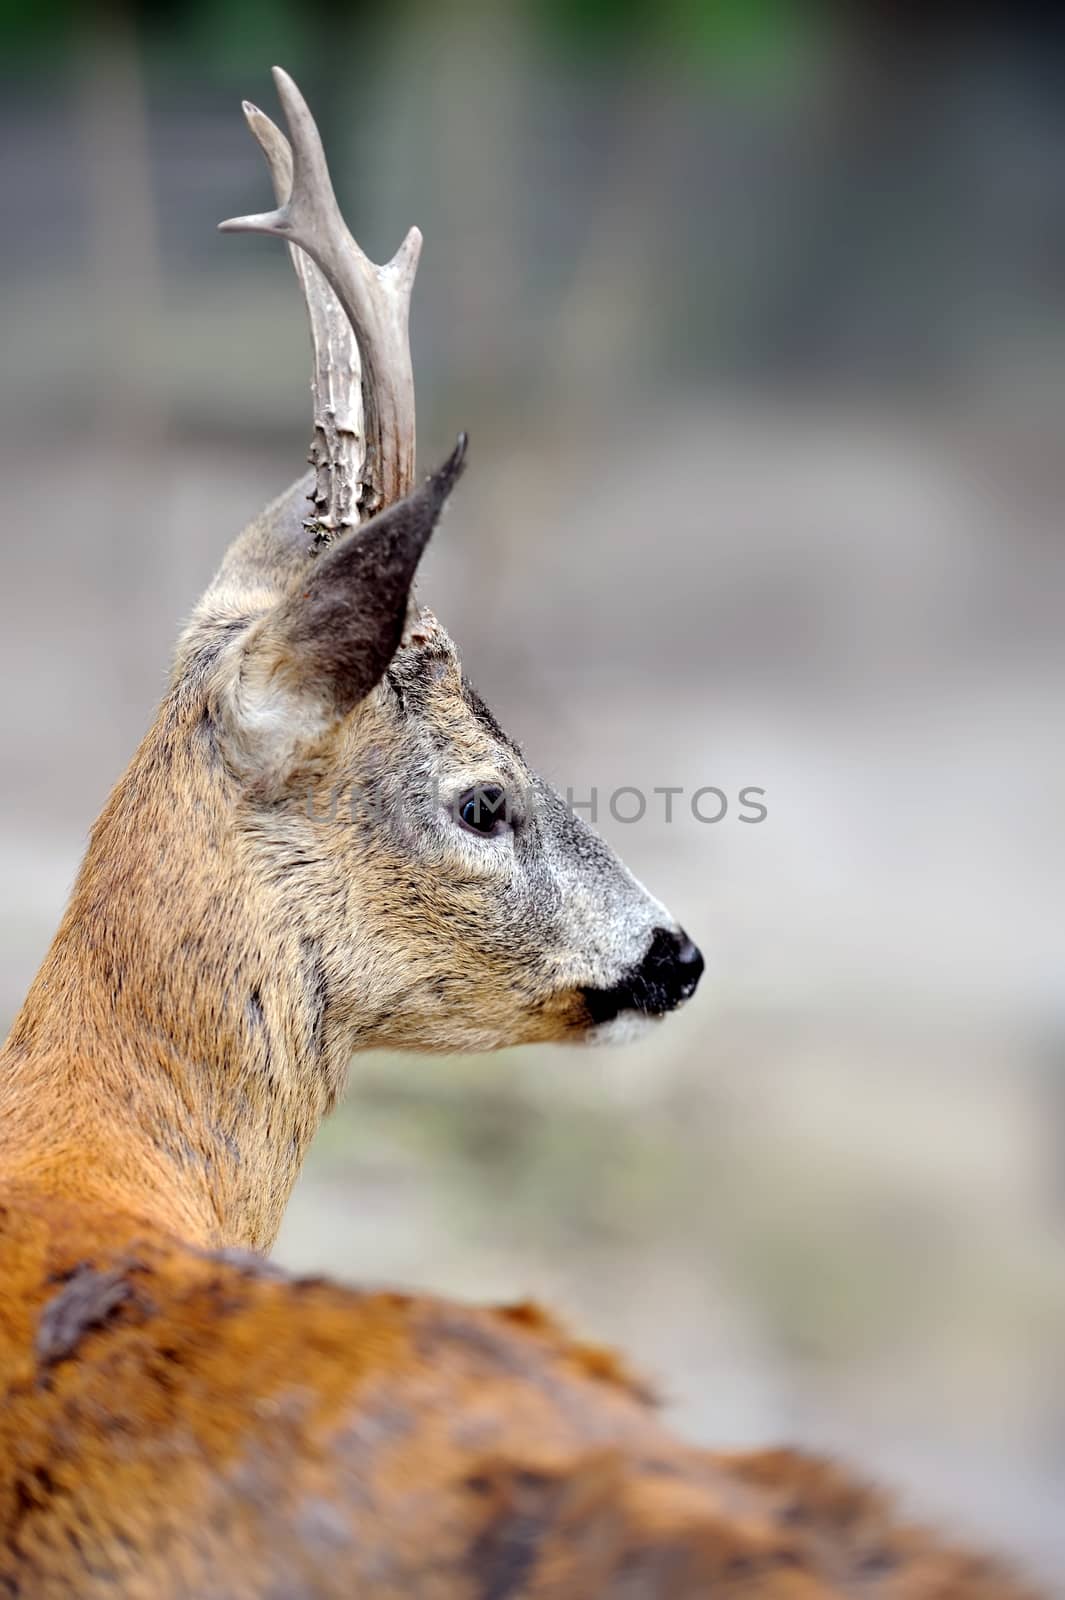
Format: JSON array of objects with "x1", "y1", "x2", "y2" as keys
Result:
[
  {"x1": 0, "y1": 67, "x2": 1040, "y2": 1598},
  {"x1": 0, "y1": 1183, "x2": 1038, "y2": 1599}
]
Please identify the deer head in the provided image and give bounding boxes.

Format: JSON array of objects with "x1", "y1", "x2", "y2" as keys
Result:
[{"x1": 3, "y1": 69, "x2": 701, "y2": 1248}]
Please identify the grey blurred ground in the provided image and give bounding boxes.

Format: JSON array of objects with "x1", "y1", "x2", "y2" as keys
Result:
[{"x1": 1, "y1": 14, "x2": 1064, "y2": 1587}]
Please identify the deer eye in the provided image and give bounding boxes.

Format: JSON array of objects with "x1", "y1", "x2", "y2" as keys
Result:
[{"x1": 455, "y1": 785, "x2": 509, "y2": 837}]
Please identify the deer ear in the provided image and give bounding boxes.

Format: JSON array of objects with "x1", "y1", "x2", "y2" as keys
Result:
[
  {"x1": 276, "y1": 433, "x2": 466, "y2": 715},
  {"x1": 227, "y1": 436, "x2": 467, "y2": 767}
]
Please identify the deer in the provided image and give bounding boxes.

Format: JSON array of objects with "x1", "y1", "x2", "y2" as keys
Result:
[{"x1": 0, "y1": 67, "x2": 1039, "y2": 1600}]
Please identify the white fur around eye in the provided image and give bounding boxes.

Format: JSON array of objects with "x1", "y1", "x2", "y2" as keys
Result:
[
  {"x1": 443, "y1": 782, "x2": 516, "y2": 840},
  {"x1": 444, "y1": 822, "x2": 516, "y2": 879}
]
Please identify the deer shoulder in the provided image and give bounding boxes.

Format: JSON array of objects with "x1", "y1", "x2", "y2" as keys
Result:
[{"x1": 0, "y1": 1189, "x2": 1032, "y2": 1600}]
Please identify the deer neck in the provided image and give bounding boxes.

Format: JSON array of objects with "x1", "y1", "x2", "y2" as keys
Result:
[{"x1": 0, "y1": 704, "x2": 349, "y2": 1253}]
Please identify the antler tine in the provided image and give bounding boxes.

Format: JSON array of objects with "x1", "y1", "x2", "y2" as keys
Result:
[
  {"x1": 240, "y1": 99, "x2": 363, "y2": 544},
  {"x1": 220, "y1": 66, "x2": 422, "y2": 517}
]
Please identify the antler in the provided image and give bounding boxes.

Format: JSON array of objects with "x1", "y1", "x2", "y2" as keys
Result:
[
  {"x1": 220, "y1": 67, "x2": 422, "y2": 530},
  {"x1": 237, "y1": 99, "x2": 363, "y2": 543}
]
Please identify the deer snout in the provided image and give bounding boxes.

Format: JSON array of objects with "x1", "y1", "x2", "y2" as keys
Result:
[{"x1": 583, "y1": 926, "x2": 704, "y2": 1026}]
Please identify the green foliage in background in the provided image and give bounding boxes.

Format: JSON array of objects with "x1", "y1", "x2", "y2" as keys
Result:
[
  {"x1": 0, "y1": 0, "x2": 816, "y2": 79},
  {"x1": 539, "y1": 0, "x2": 811, "y2": 70},
  {"x1": 0, "y1": 0, "x2": 332, "y2": 74}
]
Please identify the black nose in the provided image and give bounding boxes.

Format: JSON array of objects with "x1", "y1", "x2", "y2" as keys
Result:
[
  {"x1": 673, "y1": 935, "x2": 705, "y2": 998},
  {"x1": 582, "y1": 927, "x2": 704, "y2": 1025}
]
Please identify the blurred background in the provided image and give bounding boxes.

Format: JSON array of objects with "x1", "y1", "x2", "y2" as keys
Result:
[{"x1": 1, "y1": 0, "x2": 1063, "y2": 1584}]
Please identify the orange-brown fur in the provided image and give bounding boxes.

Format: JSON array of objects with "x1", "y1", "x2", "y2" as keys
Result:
[{"x1": 0, "y1": 1186, "x2": 1037, "y2": 1597}]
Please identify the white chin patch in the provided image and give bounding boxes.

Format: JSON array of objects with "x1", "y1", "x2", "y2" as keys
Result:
[{"x1": 583, "y1": 1012, "x2": 662, "y2": 1048}]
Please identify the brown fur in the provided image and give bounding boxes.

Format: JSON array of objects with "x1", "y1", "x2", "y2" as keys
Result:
[
  {"x1": 0, "y1": 454, "x2": 1041, "y2": 1592},
  {"x1": 0, "y1": 1188, "x2": 1037, "y2": 1597}
]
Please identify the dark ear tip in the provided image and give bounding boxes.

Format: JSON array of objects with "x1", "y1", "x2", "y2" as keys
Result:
[{"x1": 427, "y1": 431, "x2": 469, "y2": 503}]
